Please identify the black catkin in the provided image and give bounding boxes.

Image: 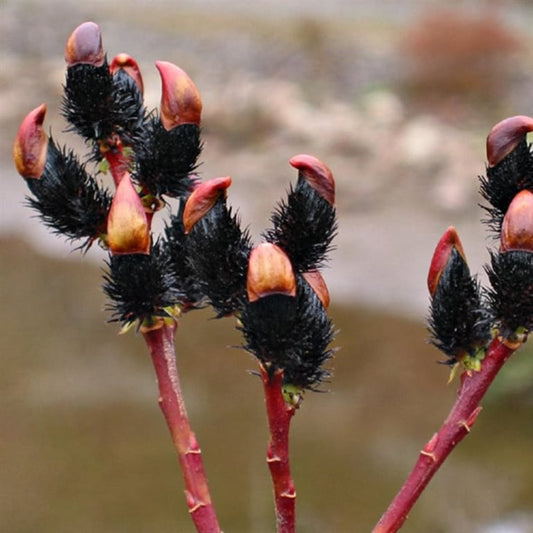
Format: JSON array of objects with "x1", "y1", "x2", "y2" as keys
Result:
[
  {"x1": 25, "y1": 138, "x2": 111, "y2": 249},
  {"x1": 263, "y1": 179, "x2": 337, "y2": 273},
  {"x1": 62, "y1": 61, "x2": 115, "y2": 142},
  {"x1": 109, "y1": 68, "x2": 149, "y2": 154},
  {"x1": 135, "y1": 118, "x2": 202, "y2": 198},
  {"x1": 103, "y1": 242, "x2": 181, "y2": 327},
  {"x1": 240, "y1": 278, "x2": 334, "y2": 390},
  {"x1": 62, "y1": 62, "x2": 149, "y2": 162},
  {"x1": 428, "y1": 248, "x2": 490, "y2": 363},
  {"x1": 186, "y1": 199, "x2": 252, "y2": 317},
  {"x1": 164, "y1": 205, "x2": 205, "y2": 309},
  {"x1": 486, "y1": 250, "x2": 533, "y2": 335},
  {"x1": 479, "y1": 137, "x2": 533, "y2": 236}
]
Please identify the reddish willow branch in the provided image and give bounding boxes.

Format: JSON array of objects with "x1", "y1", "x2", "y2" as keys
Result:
[
  {"x1": 373, "y1": 336, "x2": 520, "y2": 533},
  {"x1": 260, "y1": 364, "x2": 297, "y2": 533},
  {"x1": 143, "y1": 322, "x2": 221, "y2": 533},
  {"x1": 101, "y1": 136, "x2": 130, "y2": 187}
]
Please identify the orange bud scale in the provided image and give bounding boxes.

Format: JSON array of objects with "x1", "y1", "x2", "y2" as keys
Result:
[
  {"x1": 427, "y1": 226, "x2": 467, "y2": 296},
  {"x1": 247, "y1": 243, "x2": 297, "y2": 302},
  {"x1": 13, "y1": 103, "x2": 49, "y2": 179}
]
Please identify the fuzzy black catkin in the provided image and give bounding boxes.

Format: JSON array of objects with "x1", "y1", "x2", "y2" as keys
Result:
[
  {"x1": 62, "y1": 62, "x2": 115, "y2": 142},
  {"x1": 185, "y1": 199, "x2": 252, "y2": 317},
  {"x1": 109, "y1": 69, "x2": 149, "y2": 150},
  {"x1": 428, "y1": 248, "x2": 490, "y2": 362},
  {"x1": 25, "y1": 138, "x2": 111, "y2": 249},
  {"x1": 240, "y1": 278, "x2": 334, "y2": 389},
  {"x1": 479, "y1": 137, "x2": 533, "y2": 236},
  {"x1": 263, "y1": 179, "x2": 337, "y2": 273},
  {"x1": 103, "y1": 243, "x2": 181, "y2": 326},
  {"x1": 164, "y1": 206, "x2": 205, "y2": 309},
  {"x1": 135, "y1": 118, "x2": 201, "y2": 198},
  {"x1": 486, "y1": 250, "x2": 533, "y2": 335},
  {"x1": 62, "y1": 62, "x2": 148, "y2": 159}
]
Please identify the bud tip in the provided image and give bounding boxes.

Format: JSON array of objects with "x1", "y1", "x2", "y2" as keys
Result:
[
  {"x1": 302, "y1": 270, "x2": 330, "y2": 309},
  {"x1": 501, "y1": 189, "x2": 533, "y2": 252},
  {"x1": 13, "y1": 103, "x2": 48, "y2": 179},
  {"x1": 247, "y1": 243, "x2": 297, "y2": 302},
  {"x1": 65, "y1": 21, "x2": 104, "y2": 67},
  {"x1": 486, "y1": 115, "x2": 533, "y2": 168},
  {"x1": 290, "y1": 154, "x2": 335, "y2": 205},
  {"x1": 107, "y1": 174, "x2": 150, "y2": 255},
  {"x1": 110, "y1": 53, "x2": 144, "y2": 94},
  {"x1": 428, "y1": 226, "x2": 466, "y2": 296},
  {"x1": 155, "y1": 60, "x2": 202, "y2": 130},
  {"x1": 182, "y1": 176, "x2": 232, "y2": 233}
]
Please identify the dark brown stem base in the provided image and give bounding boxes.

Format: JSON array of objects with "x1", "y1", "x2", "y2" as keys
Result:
[
  {"x1": 143, "y1": 322, "x2": 221, "y2": 533},
  {"x1": 373, "y1": 336, "x2": 519, "y2": 533},
  {"x1": 260, "y1": 364, "x2": 297, "y2": 533}
]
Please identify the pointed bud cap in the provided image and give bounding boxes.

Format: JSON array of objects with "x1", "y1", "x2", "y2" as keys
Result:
[
  {"x1": 290, "y1": 154, "x2": 335, "y2": 205},
  {"x1": 13, "y1": 103, "x2": 49, "y2": 179},
  {"x1": 107, "y1": 174, "x2": 150, "y2": 255},
  {"x1": 155, "y1": 60, "x2": 202, "y2": 130},
  {"x1": 247, "y1": 243, "x2": 297, "y2": 302},
  {"x1": 182, "y1": 176, "x2": 231, "y2": 233},
  {"x1": 302, "y1": 270, "x2": 330, "y2": 309},
  {"x1": 428, "y1": 226, "x2": 467, "y2": 296},
  {"x1": 486, "y1": 115, "x2": 533, "y2": 168},
  {"x1": 65, "y1": 22, "x2": 105, "y2": 67},
  {"x1": 110, "y1": 53, "x2": 144, "y2": 94},
  {"x1": 501, "y1": 190, "x2": 533, "y2": 252}
]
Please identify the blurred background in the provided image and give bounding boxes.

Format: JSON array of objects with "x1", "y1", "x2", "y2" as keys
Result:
[{"x1": 3, "y1": 0, "x2": 533, "y2": 531}]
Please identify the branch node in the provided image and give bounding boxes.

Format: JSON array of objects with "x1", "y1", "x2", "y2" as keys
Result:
[
  {"x1": 420, "y1": 449, "x2": 437, "y2": 462},
  {"x1": 281, "y1": 490, "x2": 297, "y2": 499},
  {"x1": 189, "y1": 501, "x2": 207, "y2": 514},
  {"x1": 186, "y1": 448, "x2": 202, "y2": 455}
]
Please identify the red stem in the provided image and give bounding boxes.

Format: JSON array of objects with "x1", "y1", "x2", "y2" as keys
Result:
[
  {"x1": 101, "y1": 135, "x2": 130, "y2": 187},
  {"x1": 102, "y1": 140, "x2": 157, "y2": 228},
  {"x1": 260, "y1": 365, "x2": 297, "y2": 533},
  {"x1": 143, "y1": 322, "x2": 221, "y2": 533},
  {"x1": 373, "y1": 336, "x2": 519, "y2": 533}
]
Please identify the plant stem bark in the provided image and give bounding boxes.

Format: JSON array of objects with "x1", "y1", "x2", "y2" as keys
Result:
[
  {"x1": 143, "y1": 322, "x2": 221, "y2": 533},
  {"x1": 373, "y1": 336, "x2": 519, "y2": 533},
  {"x1": 102, "y1": 137, "x2": 130, "y2": 187},
  {"x1": 260, "y1": 364, "x2": 297, "y2": 533}
]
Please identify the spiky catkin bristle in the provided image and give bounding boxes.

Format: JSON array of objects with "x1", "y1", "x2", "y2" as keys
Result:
[
  {"x1": 185, "y1": 199, "x2": 251, "y2": 316},
  {"x1": 479, "y1": 138, "x2": 533, "y2": 236},
  {"x1": 62, "y1": 62, "x2": 148, "y2": 157},
  {"x1": 428, "y1": 248, "x2": 490, "y2": 362},
  {"x1": 62, "y1": 61, "x2": 115, "y2": 141},
  {"x1": 103, "y1": 242, "x2": 180, "y2": 326},
  {"x1": 135, "y1": 117, "x2": 201, "y2": 198},
  {"x1": 25, "y1": 138, "x2": 111, "y2": 249},
  {"x1": 164, "y1": 205, "x2": 205, "y2": 308},
  {"x1": 110, "y1": 69, "x2": 149, "y2": 150},
  {"x1": 486, "y1": 250, "x2": 533, "y2": 335},
  {"x1": 240, "y1": 278, "x2": 334, "y2": 389},
  {"x1": 263, "y1": 179, "x2": 337, "y2": 273}
]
